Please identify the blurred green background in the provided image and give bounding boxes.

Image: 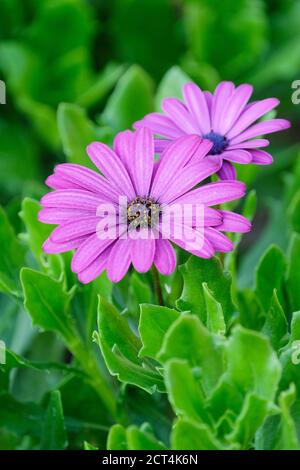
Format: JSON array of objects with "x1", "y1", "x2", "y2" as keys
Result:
[{"x1": 1, "y1": 0, "x2": 300, "y2": 450}]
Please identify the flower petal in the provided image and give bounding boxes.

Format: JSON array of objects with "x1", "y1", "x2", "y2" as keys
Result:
[
  {"x1": 250, "y1": 149, "x2": 273, "y2": 165},
  {"x1": 106, "y1": 239, "x2": 132, "y2": 283},
  {"x1": 87, "y1": 142, "x2": 135, "y2": 199},
  {"x1": 43, "y1": 236, "x2": 87, "y2": 254},
  {"x1": 221, "y1": 83, "x2": 253, "y2": 134},
  {"x1": 113, "y1": 130, "x2": 134, "y2": 169},
  {"x1": 222, "y1": 149, "x2": 252, "y2": 164},
  {"x1": 154, "y1": 239, "x2": 176, "y2": 275},
  {"x1": 38, "y1": 208, "x2": 92, "y2": 224},
  {"x1": 227, "y1": 98, "x2": 280, "y2": 138},
  {"x1": 131, "y1": 127, "x2": 154, "y2": 197},
  {"x1": 173, "y1": 181, "x2": 246, "y2": 206},
  {"x1": 217, "y1": 161, "x2": 237, "y2": 180},
  {"x1": 205, "y1": 227, "x2": 234, "y2": 252},
  {"x1": 211, "y1": 81, "x2": 235, "y2": 133},
  {"x1": 40, "y1": 189, "x2": 105, "y2": 211},
  {"x1": 228, "y1": 139, "x2": 270, "y2": 150},
  {"x1": 217, "y1": 210, "x2": 251, "y2": 233},
  {"x1": 151, "y1": 135, "x2": 202, "y2": 201},
  {"x1": 134, "y1": 113, "x2": 184, "y2": 139},
  {"x1": 183, "y1": 82, "x2": 211, "y2": 134},
  {"x1": 162, "y1": 97, "x2": 199, "y2": 134},
  {"x1": 71, "y1": 232, "x2": 116, "y2": 273},
  {"x1": 46, "y1": 174, "x2": 82, "y2": 190},
  {"x1": 54, "y1": 164, "x2": 120, "y2": 202},
  {"x1": 50, "y1": 217, "x2": 100, "y2": 243},
  {"x1": 229, "y1": 119, "x2": 290, "y2": 145},
  {"x1": 161, "y1": 156, "x2": 222, "y2": 203},
  {"x1": 131, "y1": 229, "x2": 156, "y2": 273},
  {"x1": 77, "y1": 245, "x2": 113, "y2": 284}
]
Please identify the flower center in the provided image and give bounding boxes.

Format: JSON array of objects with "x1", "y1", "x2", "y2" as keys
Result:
[
  {"x1": 127, "y1": 197, "x2": 160, "y2": 229},
  {"x1": 203, "y1": 131, "x2": 228, "y2": 155}
]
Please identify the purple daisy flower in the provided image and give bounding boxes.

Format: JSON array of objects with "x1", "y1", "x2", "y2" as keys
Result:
[
  {"x1": 134, "y1": 81, "x2": 291, "y2": 179},
  {"x1": 39, "y1": 129, "x2": 250, "y2": 284}
]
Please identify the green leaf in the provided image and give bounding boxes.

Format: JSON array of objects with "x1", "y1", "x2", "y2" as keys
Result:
[
  {"x1": 95, "y1": 298, "x2": 165, "y2": 393},
  {"x1": 226, "y1": 392, "x2": 268, "y2": 449},
  {"x1": 176, "y1": 256, "x2": 234, "y2": 324},
  {"x1": 98, "y1": 296, "x2": 141, "y2": 364},
  {"x1": 84, "y1": 441, "x2": 98, "y2": 450},
  {"x1": 159, "y1": 315, "x2": 225, "y2": 395},
  {"x1": 208, "y1": 326, "x2": 281, "y2": 423},
  {"x1": 41, "y1": 391, "x2": 68, "y2": 450},
  {"x1": 94, "y1": 334, "x2": 165, "y2": 394},
  {"x1": 255, "y1": 244, "x2": 286, "y2": 312},
  {"x1": 126, "y1": 425, "x2": 166, "y2": 450},
  {"x1": 155, "y1": 66, "x2": 191, "y2": 110},
  {"x1": 256, "y1": 384, "x2": 299, "y2": 450},
  {"x1": 107, "y1": 424, "x2": 128, "y2": 450},
  {"x1": 139, "y1": 304, "x2": 180, "y2": 359},
  {"x1": 57, "y1": 103, "x2": 105, "y2": 169},
  {"x1": 20, "y1": 268, "x2": 76, "y2": 342},
  {"x1": 202, "y1": 283, "x2": 226, "y2": 335},
  {"x1": 226, "y1": 327, "x2": 281, "y2": 403},
  {"x1": 262, "y1": 290, "x2": 288, "y2": 350},
  {"x1": 172, "y1": 418, "x2": 229, "y2": 450},
  {"x1": 0, "y1": 206, "x2": 26, "y2": 296},
  {"x1": 164, "y1": 359, "x2": 211, "y2": 425},
  {"x1": 128, "y1": 273, "x2": 152, "y2": 317},
  {"x1": 286, "y1": 233, "x2": 300, "y2": 312},
  {"x1": 102, "y1": 65, "x2": 154, "y2": 132},
  {"x1": 19, "y1": 198, "x2": 52, "y2": 259}
]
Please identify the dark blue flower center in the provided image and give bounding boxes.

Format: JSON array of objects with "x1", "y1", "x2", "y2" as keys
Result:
[{"x1": 203, "y1": 131, "x2": 228, "y2": 155}]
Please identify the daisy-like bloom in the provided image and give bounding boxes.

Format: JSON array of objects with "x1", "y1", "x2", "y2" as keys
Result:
[
  {"x1": 39, "y1": 129, "x2": 251, "y2": 284},
  {"x1": 134, "y1": 81, "x2": 291, "y2": 179}
]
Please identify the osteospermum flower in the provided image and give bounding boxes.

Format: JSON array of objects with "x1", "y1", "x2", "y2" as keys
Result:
[
  {"x1": 134, "y1": 81, "x2": 291, "y2": 179},
  {"x1": 39, "y1": 129, "x2": 251, "y2": 283}
]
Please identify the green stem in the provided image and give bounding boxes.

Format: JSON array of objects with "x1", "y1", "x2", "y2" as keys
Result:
[{"x1": 152, "y1": 265, "x2": 164, "y2": 306}]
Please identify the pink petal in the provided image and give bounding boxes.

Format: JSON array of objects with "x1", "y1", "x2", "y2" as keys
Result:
[
  {"x1": 150, "y1": 135, "x2": 202, "y2": 201},
  {"x1": 160, "y1": 156, "x2": 222, "y2": 203},
  {"x1": 40, "y1": 189, "x2": 106, "y2": 211},
  {"x1": 228, "y1": 139, "x2": 270, "y2": 150},
  {"x1": 131, "y1": 127, "x2": 154, "y2": 197},
  {"x1": 71, "y1": 233, "x2": 116, "y2": 273},
  {"x1": 38, "y1": 208, "x2": 93, "y2": 224},
  {"x1": 211, "y1": 81, "x2": 235, "y2": 133},
  {"x1": 227, "y1": 98, "x2": 280, "y2": 138},
  {"x1": 174, "y1": 181, "x2": 246, "y2": 206},
  {"x1": 43, "y1": 236, "x2": 87, "y2": 254},
  {"x1": 131, "y1": 229, "x2": 156, "y2": 273},
  {"x1": 205, "y1": 227, "x2": 234, "y2": 252},
  {"x1": 222, "y1": 149, "x2": 252, "y2": 164},
  {"x1": 250, "y1": 149, "x2": 273, "y2": 165},
  {"x1": 50, "y1": 217, "x2": 99, "y2": 243},
  {"x1": 134, "y1": 113, "x2": 184, "y2": 139},
  {"x1": 113, "y1": 130, "x2": 134, "y2": 169},
  {"x1": 46, "y1": 174, "x2": 82, "y2": 190},
  {"x1": 87, "y1": 142, "x2": 135, "y2": 199},
  {"x1": 106, "y1": 238, "x2": 132, "y2": 283},
  {"x1": 230, "y1": 119, "x2": 290, "y2": 145},
  {"x1": 217, "y1": 210, "x2": 251, "y2": 233},
  {"x1": 77, "y1": 245, "x2": 113, "y2": 284},
  {"x1": 183, "y1": 83, "x2": 211, "y2": 134},
  {"x1": 154, "y1": 239, "x2": 176, "y2": 275},
  {"x1": 54, "y1": 164, "x2": 120, "y2": 202},
  {"x1": 217, "y1": 161, "x2": 237, "y2": 180},
  {"x1": 221, "y1": 83, "x2": 253, "y2": 134},
  {"x1": 162, "y1": 97, "x2": 199, "y2": 134},
  {"x1": 187, "y1": 138, "x2": 213, "y2": 165},
  {"x1": 154, "y1": 138, "x2": 171, "y2": 154}
]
